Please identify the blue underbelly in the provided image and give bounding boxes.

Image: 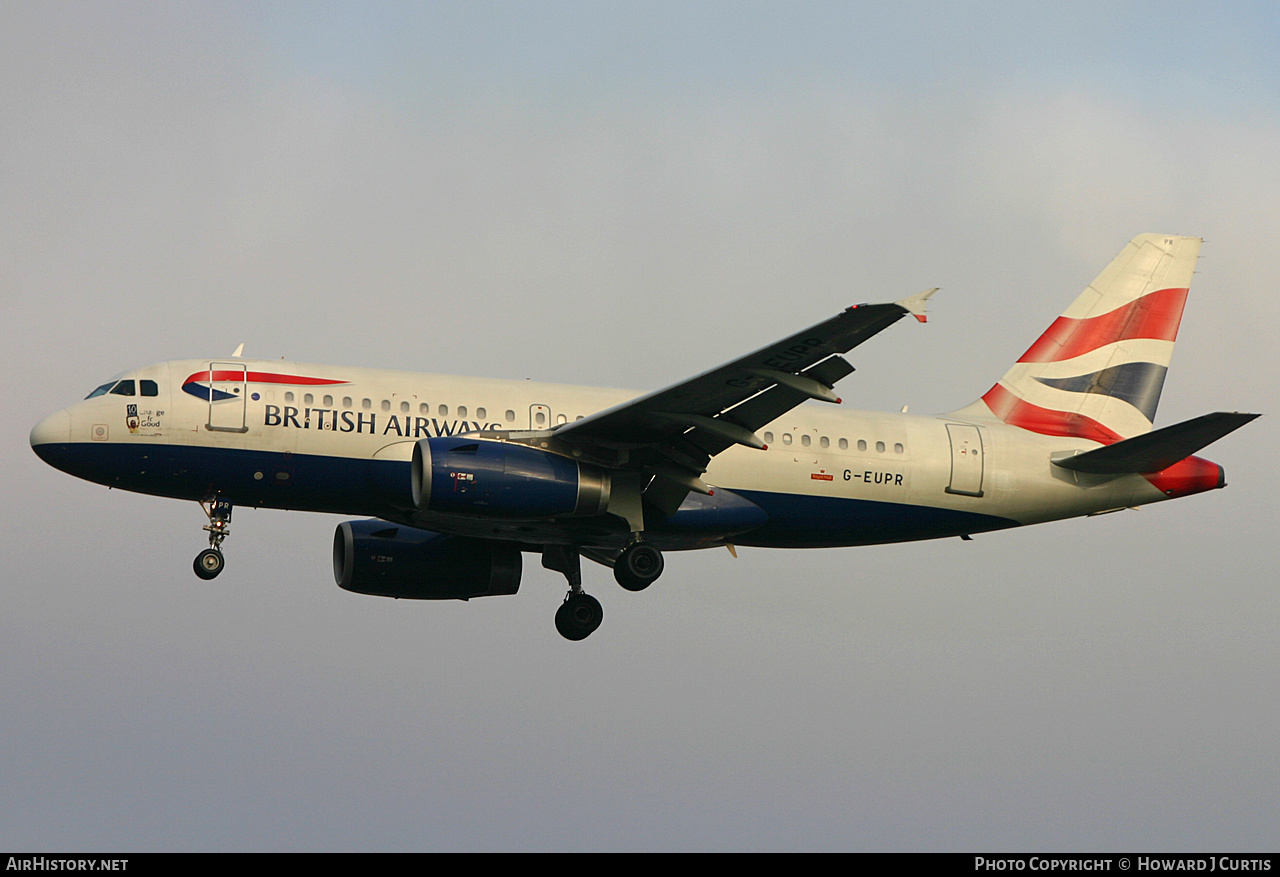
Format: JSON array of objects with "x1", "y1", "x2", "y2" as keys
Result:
[
  {"x1": 35, "y1": 442, "x2": 1017, "y2": 548},
  {"x1": 730, "y1": 489, "x2": 1015, "y2": 547}
]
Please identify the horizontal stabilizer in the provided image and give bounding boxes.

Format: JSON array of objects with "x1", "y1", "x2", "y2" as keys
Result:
[{"x1": 1052, "y1": 412, "x2": 1259, "y2": 474}]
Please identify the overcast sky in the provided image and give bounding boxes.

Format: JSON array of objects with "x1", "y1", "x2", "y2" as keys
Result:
[{"x1": 3, "y1": 1, "x2": 1277, "y2": 852}]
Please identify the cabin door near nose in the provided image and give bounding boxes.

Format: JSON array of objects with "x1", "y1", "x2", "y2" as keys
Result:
[{"x1": 206, "y1": 362, "x2": 248, "y2": 433}]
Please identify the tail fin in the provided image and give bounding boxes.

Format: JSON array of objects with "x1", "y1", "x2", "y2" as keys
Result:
[{"x1": 959, "y1": 234, "x2": 1201, "y2": 443}]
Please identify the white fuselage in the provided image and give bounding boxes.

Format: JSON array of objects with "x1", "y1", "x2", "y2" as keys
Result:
[{"x1": 31, "y1": 357, "x2": 1180, "y2": 552}]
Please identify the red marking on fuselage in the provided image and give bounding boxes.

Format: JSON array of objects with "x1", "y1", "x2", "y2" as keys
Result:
[
  {"x1": 184, "y1": 371, "x2": 348, "y2": 386},
  {"x1": 1142, "y1": 455, "x2": 1223, "y2": 498}
]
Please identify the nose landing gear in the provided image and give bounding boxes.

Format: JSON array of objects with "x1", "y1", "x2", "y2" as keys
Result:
[{"x1": 193, "y1": 497, "x2": 233, "y2": 580}]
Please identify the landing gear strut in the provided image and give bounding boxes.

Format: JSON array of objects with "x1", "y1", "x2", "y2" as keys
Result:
[
  {"x1": 543, "y1": 545, "x2": 604, "y2": 641},
  {"x1": 614, "y1": 541, "x2": 664, "y2": 591},
  {"x1": 193, "y1": 497, "x2": 233, "y2": 580}
]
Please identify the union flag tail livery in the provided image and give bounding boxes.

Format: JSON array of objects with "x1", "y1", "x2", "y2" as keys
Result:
[
  {"x1": 976, "y1": 234, "x2": 1199, "y2": 444},
  {"x1": 30, "y1": 234, "x2": 1258, "y2": 640}
]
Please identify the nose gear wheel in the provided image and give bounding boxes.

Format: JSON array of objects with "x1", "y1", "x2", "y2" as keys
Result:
[{"x1": 194, "y1": 548, "x2": 225, "y2": 580}]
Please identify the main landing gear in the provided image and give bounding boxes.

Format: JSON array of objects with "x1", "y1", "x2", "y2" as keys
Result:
[
  {"x1": 193, "y1": 497, "x2": 233, "y2": 580},
  {"x1": 614, "y1": 541, "x2": 664, "y2": 591},
  {"x1": 543, "y1": 541, "x2": 665, "y2": 640},
  {"x1": 556, "y1": 592, "x2": 604, "y2": 642},
  {"x1": 543, "y1": 545, "x2": 602, "y2": 641}
]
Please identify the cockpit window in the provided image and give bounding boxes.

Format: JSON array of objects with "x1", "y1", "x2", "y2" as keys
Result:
[{"x1": 86, "y1": 377, "x2": 157, "y2": 399}]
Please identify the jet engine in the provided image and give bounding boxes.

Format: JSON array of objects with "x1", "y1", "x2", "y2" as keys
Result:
[
  {"x1": 412, "y1": 437, "x2": 610, "y2": 519},
  {"x1": 333, "y1": 519, "x2": 521, "y2": 600}
]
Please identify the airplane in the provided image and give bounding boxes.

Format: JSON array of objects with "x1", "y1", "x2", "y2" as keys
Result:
[{"x1": 30, "y1": 234, "x2": 1258, "y2": 640}]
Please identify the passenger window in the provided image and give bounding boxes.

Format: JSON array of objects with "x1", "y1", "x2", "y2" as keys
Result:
[
  {"x1": 476, "y1": 407, "x2": 487, "y2": 419},
  {"x1": 782, "y1": 433, "x2": 792, "y2": 445},
  {"x1": 801, "y1": 434, "x2": 811, "y2": 447},
  {"x1": 820, "y1": 436, "x2": 829, "y2": 449},
  {"x1": 140, "y1": 380, "x2": 159, "y2": 397},
  {"x1": 109, "y1": 380, "x2": 136, "y2": 396},
  {"x1": 420, "y1": 402, "x2": 429, "y2": 414},
  {"x1": 380, "y1": 399, "x2": 390, "y2": 412},
  {"x1": 505, "y1": 410, "x2": 515, "y2": 422},
  {"x1": 458, "y1": 406, "x2": 468, "y2": 418},
  {"x1": 556, "y1": 414, "x2": 567, "y2": 425},
  {"x1": 342, "y1": 397, "x2": 352, "y2": 408},
  {"x1": 895, "y1": 443, "x2": 904, "y2": 454},
  {"x1": 763, "y1": 431, "x2": 774, "y2": 444},
  {"x1": 285, "y1": 391, "x2": 295, "y2": 403},
  {"x1": 857, "y1": 439, "x2": 867, "y2": 451},
  {"x1": 323, "y1": 395, "x2": 333, "y2": 407},
  {"x1": 362, "y1": 398, "x2": 371, "y2": 410},
  {"x1": 304, "y1": 393, "x2": 314, "y2": 405},
  {"x1": 876, "y1": 441, "x2": 886, "y2": 453},
  {"x1": 839, "y1": 438, "x2": 848, "y2": 450},
  {"x1": 400, "y1": 401, "x2": 410, "y2": 413}
]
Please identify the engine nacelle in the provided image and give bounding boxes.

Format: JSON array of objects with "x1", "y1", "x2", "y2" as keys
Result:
[
  {"x1": 333, "y1": 519, "x2": 521, "y2": 600},
  {"x1": 412, "y1": 437, "x2": 610, "y2": 519}
]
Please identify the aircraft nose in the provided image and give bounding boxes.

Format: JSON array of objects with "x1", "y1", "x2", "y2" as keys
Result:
[{"x1": 30, "y1": 408, "x2": 71, "y2": 458}]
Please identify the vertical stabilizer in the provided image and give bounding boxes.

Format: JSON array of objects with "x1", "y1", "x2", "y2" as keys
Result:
[{"x1": 958, "y1": 234, "x2": 1201, "y2": 443}]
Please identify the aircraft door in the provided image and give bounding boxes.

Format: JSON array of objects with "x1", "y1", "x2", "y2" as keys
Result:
[
  {"x1": 945, "y1": 423, "x2": 984, "y2": 497},
  {"x1": 206, "y1": 361, "x2": 248, "y2": 433},
  {"x1": 529, "y1": 404, "x2": 551, "y2": 430}
]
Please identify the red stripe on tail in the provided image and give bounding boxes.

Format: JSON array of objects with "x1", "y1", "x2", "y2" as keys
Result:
[
  {"x1": 981, "y1": 383, "x2": 1124, "y2": 444},
  {"x1": 1017, "y1": 286, "x2": 1189, "y2": 364}
]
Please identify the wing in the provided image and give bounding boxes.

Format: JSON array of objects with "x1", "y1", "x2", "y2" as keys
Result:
[{"x1": 549, "y1": 290, "x2": 936, "y2": 515}]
